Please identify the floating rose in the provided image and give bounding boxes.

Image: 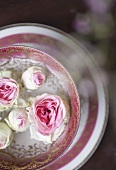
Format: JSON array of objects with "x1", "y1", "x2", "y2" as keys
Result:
[
  {"x1": 5, "y1": 109, "x2": 30, "y2": 132},
  {"x1": 0, "y1": 122, "x2": 13, "y2": 149},
  {"x1": 0, "y1": 77, "x2": 19, "y2": 111},
  {"x1": 28, "y1": 93, "x2": 69, "y2": 141},
  {"x1": 22, "y1": 67, "x2": 45, "y2": 90}
]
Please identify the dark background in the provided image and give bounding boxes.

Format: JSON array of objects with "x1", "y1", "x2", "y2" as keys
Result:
[{"x1": 0, "y1": 0, "x2": 116, "y2": 169}]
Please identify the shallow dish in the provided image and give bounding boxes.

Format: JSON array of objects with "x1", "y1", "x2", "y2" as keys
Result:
[{"x1": 0, "y1": 46, "x2": 80, "y2": 170}]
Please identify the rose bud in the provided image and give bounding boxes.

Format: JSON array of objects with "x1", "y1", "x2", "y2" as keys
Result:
[
  {"x1": 22, "y1": 67, "x2": 45, "y2": 90},
  {"x1": 5, "y1": 108, "x2": 30, "y2": 132},
  {"x1": 0, "y1": 77, "x2": 19, "y2": 111},
  {"x1": 0, "y1": 122, "x2": 13, "y2": 149},
  {"x1": 27, "y1": 93, "x2": 69, "y2": 143}
]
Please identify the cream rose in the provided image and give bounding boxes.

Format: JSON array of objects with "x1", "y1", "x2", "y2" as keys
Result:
[
  {"x1": 5, "y1": 109, "x2": 30, "y2": 132},
  {"x1": 22, "y1": 67, "x2": 45, "y2": 90},
  {"x1": 0, "y1": 77, "x2": 19, "y2": 111},
  {"x1": 0, "y1": 122, "x2": 13, "y2": 149}
]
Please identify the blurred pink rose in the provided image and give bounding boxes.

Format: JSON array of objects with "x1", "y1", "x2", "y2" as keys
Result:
[
  {"x1": 28, "y1": 94, "x2": 65, "y2": 135},
  {"x1": 73, "y1": 14, "x2": 91, "y2": 34},
  {"x1": 84, "y1": 0, "x2": 112, "y2": 14},
  {"x1": 0, "y1": 77, "x2": 19, "y2": 110}
]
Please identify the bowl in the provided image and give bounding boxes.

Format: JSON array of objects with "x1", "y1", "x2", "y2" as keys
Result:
[{"x1": 0, "y1": 46, "x2": 80, "y2": 170}]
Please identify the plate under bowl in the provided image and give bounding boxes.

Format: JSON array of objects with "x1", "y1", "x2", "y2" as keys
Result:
[{"x1": 0, "y1": 23, "x2": 108, "y2": 170}]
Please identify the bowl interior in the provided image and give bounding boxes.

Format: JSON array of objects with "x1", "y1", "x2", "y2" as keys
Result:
[{"x1": 0, "y1": 46, "x2": 80, "y2": 170}]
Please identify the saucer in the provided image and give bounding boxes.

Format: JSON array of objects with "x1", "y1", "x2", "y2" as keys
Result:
[{"x1": 0, "y1": 23, "x2": 108, "y2": 170}]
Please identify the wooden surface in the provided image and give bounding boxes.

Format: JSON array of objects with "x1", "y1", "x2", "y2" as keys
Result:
[
  {"x1": 0, "y1": 0, "x2": 86, "y2": 32},
  {"x1": 0, "y1": 1, "x2": 116, "y2": 170}
]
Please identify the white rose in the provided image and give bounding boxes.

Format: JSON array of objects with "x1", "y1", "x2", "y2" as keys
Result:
[
  {"x1": 5, "y1": 109, "x2": 30, "y2": 132},
  {"x1": 22, "y1": 67, "x2": 46, "y2": 90},
  {"x1": 0, "y1": 122, "x2": 13, "y2": 149}
]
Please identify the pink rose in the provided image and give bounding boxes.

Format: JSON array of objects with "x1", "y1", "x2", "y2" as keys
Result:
[
  {"x1": 22, "y1": 67, "x2": 45, "y2": 90},
  {"x1": 28, "y1": 94, "x2": 66, "y2": 135},
  {"x1": 0, "y1": 77, "x2": 19, "y2": 111}
]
